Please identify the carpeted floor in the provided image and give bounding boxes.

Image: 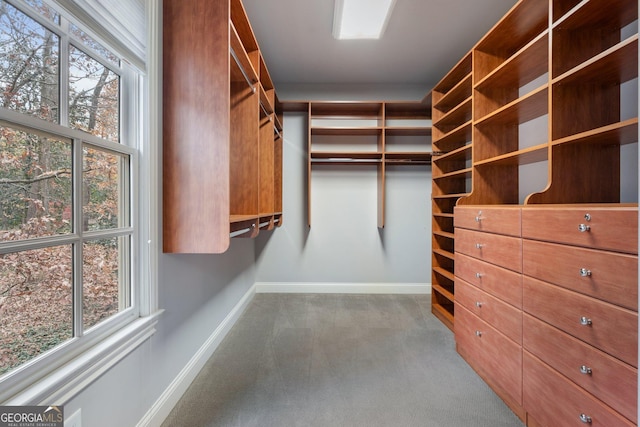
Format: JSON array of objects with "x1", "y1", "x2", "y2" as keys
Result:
[{"x1": 161, "y1": 293, "x2": 524, "y2": 427}]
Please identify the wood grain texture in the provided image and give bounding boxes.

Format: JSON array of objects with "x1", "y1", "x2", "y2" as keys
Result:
[
  {"x1": 523, "y1": 276, "x2": 638, "y2": 367},
  {"x1": 523, "y1": 239, "x2": 638, "y2": 310},
  {"x1": 456, "y1": 279, "x2": 523, "y2": 344},
  {"x1": 456, "y1": 252, "x2": 522, "y2": 308},
  {"x1": 523, "y1": 351, "x2": 635, "y2": 427},
  {"x1": 455, "y1": 304, "x2": 523, "y2": 406},
  {"x1": 521, "y1": 206, "x2": 638, "y2": 253},
  {"x1": 454, "y1": 205, "x2": 521, "y2": 236},
  {"x1": 163, "y1": 0, "x2": 230, "y2": 253},
  {"x1": 523, "y1": 314, "x2": 637, "y2": 423},
  {"x1": 455, "y1": 227, "x2": 523, "y2": 272}
]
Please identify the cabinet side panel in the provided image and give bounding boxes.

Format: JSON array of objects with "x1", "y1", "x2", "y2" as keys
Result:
[{"x1": 163, "y1": 0, "x2": 230, "y2": 253}]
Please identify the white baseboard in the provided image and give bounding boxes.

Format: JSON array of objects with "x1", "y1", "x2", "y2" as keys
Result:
[
  {"x1": 136, "y1": 284, "x2": 256, "y2": 427},
  {"x1": 255, "y1": 282, "x2": 431, "y2": 294}
]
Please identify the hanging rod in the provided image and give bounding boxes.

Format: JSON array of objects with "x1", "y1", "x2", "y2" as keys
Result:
[{"x1": 230, "y1": 47, "x2": 256, "y2": 93}]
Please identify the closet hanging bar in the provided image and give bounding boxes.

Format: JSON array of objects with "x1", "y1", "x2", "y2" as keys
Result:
[{"x1": 230, "y1": 47, "x2": 256, "y2": 92}]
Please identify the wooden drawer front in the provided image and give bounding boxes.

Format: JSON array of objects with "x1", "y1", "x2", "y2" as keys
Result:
[
  {"x1": 456, "y1": 252, "x2": 522, "y2": 308},
  {"x1": 524, "y1": 352, "x2": 635, "y2": 427},
  {"x1": 523, "y1": 240, "x2": 638, "y2": 310},
  {"x1": 455, "y1": 304, "x2": 522, "y2": 405},
  {"x1": 523, "y1": 277, "x2": 638, "y2": 367},
  {"x1": 456, "y1": 279, "x2": 522, "y2": 344},
  {"x1": 455, "y1": 228, "x2": 522, "y2": 272},
  {"x1": 524, "y1": 314, "x2": 637, "y2": 423},
  {"x1": 521, "y1": 207, "x2": 638, "y2": 254},
  {"x1": 454, "y1": 206, "x2": 521, "y2": 236}
]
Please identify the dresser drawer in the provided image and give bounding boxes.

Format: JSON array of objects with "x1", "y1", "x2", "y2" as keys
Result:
[
  {"x1": 524, "y1": 352, "x2": 635, "y2": 427},
  {"x1": 456, "y1": 252, "x2": 522, "y2": 308},
  {"x1": 456, "y1": 279, "x2": 522, "y2": 344},
  {"x1": 524, "y1": 314, "x2": 637, "y2": 423},
  {"x1": 523, "y1": 277, "x2": 638, "y2": 367},
  {"x1": 455, "y1": 228, "x2": 522, "y2": 272},
  {"x1": 523, "y1": 239, "x2": 638, "y2": 310},
  {"x1": 455, "y1": 304, "x2": 522, "y2": 405},
  {"x1": 521, "y1": 206, "x2": 638, "y2": 254},
  {"x1": 454, "y1": 206, "x2": 521, "y2": 236}
]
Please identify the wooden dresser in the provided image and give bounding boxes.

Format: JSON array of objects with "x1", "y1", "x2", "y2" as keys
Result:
[{"x1": 454, "y1": 205, "x2": 638, "y2": 426}]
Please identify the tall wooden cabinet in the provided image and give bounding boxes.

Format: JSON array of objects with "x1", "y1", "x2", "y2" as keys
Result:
[
  {"x1": 433, "y1": 0, "x2": 639, "y2": 425},
  {"x1": 163, "y1": 0, "x2": 283, "y2": 254},
  {"x1": 431, "y1": 0, "x2": 638, "y2": 325}
]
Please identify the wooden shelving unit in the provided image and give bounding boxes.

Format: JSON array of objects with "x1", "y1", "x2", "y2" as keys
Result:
[
  {"x1": 430, "y1": 52, "x2": 473, "y2": 330},
  {"x1": 297, "y1": 99, "x2": 432, "y2": 228},
  {"x1": 433, "y1": 0, "x2": 638, "y2": 424},
  {"x1": 432, "y1": 0, "x2": 638, "y2": 330},
  {"x1": 163, "y1": 0, "x2": 283, "y2": 253}
]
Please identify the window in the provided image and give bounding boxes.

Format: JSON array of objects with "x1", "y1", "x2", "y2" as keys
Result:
[{"x1": 0, "y1": 0, "x2": 145, "y2": 395}]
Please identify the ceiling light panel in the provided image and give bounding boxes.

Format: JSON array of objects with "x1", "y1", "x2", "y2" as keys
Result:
[{"x1": 333, "y1": 0, "x2": 397, "y2": 40}]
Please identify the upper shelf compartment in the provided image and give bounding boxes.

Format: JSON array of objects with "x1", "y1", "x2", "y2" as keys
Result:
[
  {"x1": 552, "y1": 0, "x2": 638, "y2": 78},
  {"x1": 473, "y1": 0, "x2": 548, "y2": 83}
]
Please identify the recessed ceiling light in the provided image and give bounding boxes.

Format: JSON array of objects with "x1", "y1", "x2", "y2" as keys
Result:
[{"x1": 333, "y1": 0, "x2": 397, "y2": 40}]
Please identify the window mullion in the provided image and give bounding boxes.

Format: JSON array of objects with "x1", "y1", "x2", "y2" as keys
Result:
[
  {"x1": 72, "y1": 136, "x2": 83, "y2": 338},
  {"x1": 59, "y1": 17, "x2": 69, "y2": 127}
]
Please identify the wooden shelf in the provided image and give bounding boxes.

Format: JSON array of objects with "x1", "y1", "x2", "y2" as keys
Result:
[
  {"x1": 433, "y1": 248, "x2": 455, "y2": 261},
  {"x1": 433, "y1": 167, "x2": 472, "y2": 180},
  {"x1": 552, "y1": 118, "x2": 638, "y2": 147},
  {"x1": 311, "y1": 127, "x2": 382, "y2": 136},
  {"x1": 474, "y1": 144, "x2": 548, "y2": 167},
  {"x1": 433, "y1": 144, "x2": 471, "y2": 163},
  {"x1": 433, "y1": 230, "x2": 455, "y2": 240},
  {"x1": 434, "y1": 74, "x2": 472, "y2": 114},
  {"x1": 433, "y1": 121, "x2": 472, "y2": 152},
  {"x1": 306, "y1": 100, "x2": 430, "y2": 228},
  {"x1": 433, "y1": 97, "x2": 472, "y2": 131},
  {"x1": 433, "y1": 266, "x2": 455, "y2": 282},
  {"x1": 475, "y1": 84, "x2": 548, "y2": 128}
]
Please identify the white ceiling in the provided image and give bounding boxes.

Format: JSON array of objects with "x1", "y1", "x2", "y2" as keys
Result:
[{"x1": 242, "y1": 0, "x2": 519, "y2": 89}]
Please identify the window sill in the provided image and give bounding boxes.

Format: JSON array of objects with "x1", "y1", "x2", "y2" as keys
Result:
[{"x1": 4, "y1": 310, "x2": 164, "y2": 405}]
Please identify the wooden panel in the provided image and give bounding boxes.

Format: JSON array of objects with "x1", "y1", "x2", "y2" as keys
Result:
[
  {"x1": 455, "y1": 252, "x2": 522, "y2": 308},
  {"x1": 521, "y1": 206, "x2": 638, "y2": 254},
  {"x1": 456, "y1": 279, "x2": 522, "y2": 344},
  {"x1": 455, "y1": 304, "x2": 522, "y2": 405},
  {"x1": 524, "y1": 314, "x2": 637, "y2": 423},
  {"x1": 163, "y1": 0, "x2": 230, "y2": 254},
  {"x1": 455, "y1": 228, "x2": 522, "y2": 272},
  {"x1": 230, "y1": 81, "x2": 259, "y2": 216},
  {"x1": 524, "y1": 352, "x2": 635, "y2": 427},
  {"x1": 523, "y1": 277, "x2": 638, "y2": 367},
  {"x1": 454, "y1": 205, "x2": 521, "y2": 236},
  {"x1": 259, "y1": 119, "x2": 274, "y2": 214},
  {"x1": 523, "y1": 239, "x2": 638, "y2": 310}
]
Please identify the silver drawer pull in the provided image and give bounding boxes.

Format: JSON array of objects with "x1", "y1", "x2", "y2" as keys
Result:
[
  {"x1": 580, "y1": 365, "x2": 593, "y2": 375},
  {"x1": 579, "y1": 413, "x2": 592, "y2": 424},
  {"x1": 475, "y1": 243, "x2": 483, "y2": 249},
  {"x1": 475, "y1": 272, "x2": 483, "y2": 279},
  {"x1": 578, "y1": 224, "x2": 591, "y2": 232},
  {"x1": 475, "y1": 211, "x2": 483, "y2": 222},
  {"x1": 580, "y1": 268, "x2": 592, "y2": 277},
  {"x1": 584, "y1": 213, "x2": 591, "y2": 221},
  {"x1": 580, "y1": 316, "x2": 592, "y2": 326},
  {"x1": 475, "y1": 301, "x2": 482, "y2": 308},
  {"x1": 475, "y1": 331, "x2": 482, "y2": 337}
]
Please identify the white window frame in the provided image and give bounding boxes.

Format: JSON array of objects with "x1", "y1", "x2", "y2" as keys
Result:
[{"x1": 0, "y1": 0, "x2": 160, "y2": 405}]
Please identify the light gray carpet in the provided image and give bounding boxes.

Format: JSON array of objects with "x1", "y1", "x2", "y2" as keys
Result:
[{"x1": 161, "y1": 294, "x2": 524, "y2": 427}]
